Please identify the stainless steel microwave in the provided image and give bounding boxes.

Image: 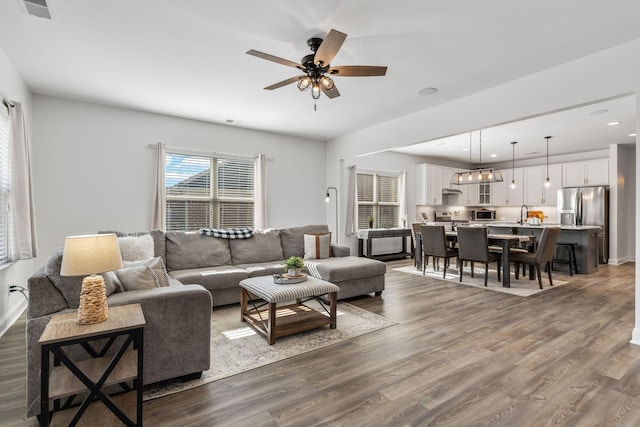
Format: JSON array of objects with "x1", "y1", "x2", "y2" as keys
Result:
[{"x1": 470, "y1": 209, "x2": 496, "y2": 221}]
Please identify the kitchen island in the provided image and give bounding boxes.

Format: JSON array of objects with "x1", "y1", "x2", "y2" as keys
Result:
[{"x1": 487, "y1": 223, "x2": 601, "y2": 274}]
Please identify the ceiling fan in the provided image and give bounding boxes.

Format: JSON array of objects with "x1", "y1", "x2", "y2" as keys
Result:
[{"x1": 247, "y1": 29, "x2": 387, "y2": 106}]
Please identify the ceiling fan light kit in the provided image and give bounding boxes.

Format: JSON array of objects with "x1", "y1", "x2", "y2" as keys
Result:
[{"x1": 247, "y1": 29, "x2": 387, "y2": 109}]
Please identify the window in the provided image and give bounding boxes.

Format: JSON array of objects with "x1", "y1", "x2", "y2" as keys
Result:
[
  {"x1": 0, "y1": 106, "x2": 9, "y2": 264},
  {"x1": 357, "y1": 172, "x2": 400, "y2": 229},
  {"x1": 165, "y1": 152, "x2": 255, "y2": 231}
]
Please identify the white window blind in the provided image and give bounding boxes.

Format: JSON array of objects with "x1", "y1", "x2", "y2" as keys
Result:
[
  {"x1": 357, "y1": 172, "x2": 400, "y2": 229},
  {"x1": 0, "y1": 106, "x2": 9, "y2": 264},
  {"x1": 165, "y1": 152, "x2": 255, "y2": 231}
]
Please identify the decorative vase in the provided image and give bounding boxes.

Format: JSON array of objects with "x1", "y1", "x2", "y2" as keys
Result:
[
  {"x1": 288, "y1": 268, "x2": 301, "y2": 277},
  {"x1": 368, "y1": 220, "x2": 374, "y2": 229}
]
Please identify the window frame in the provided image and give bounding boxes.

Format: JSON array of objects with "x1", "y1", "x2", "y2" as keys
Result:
[
  {"x1": 164, "y1": 150, "x2": 256, "y2": 231},
  {"x1": 356, "y1": 170, "x2": 401, "y2": 230}
]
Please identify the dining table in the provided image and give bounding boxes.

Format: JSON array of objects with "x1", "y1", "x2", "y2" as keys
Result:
[{"x1": 416, "y1": 230, "x2": 534, "y2": 288}]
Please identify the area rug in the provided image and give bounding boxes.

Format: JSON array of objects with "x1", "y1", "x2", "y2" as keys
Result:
[
  {"x1": 143, "y1": 301, "x2": 397, "y2": 400},
  {"x1": 393, "y1": 264, "x2": 570, "y2": 297}
]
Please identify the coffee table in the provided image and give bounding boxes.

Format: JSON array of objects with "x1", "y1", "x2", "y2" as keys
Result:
[{"x1": 239, "y1": 275, "x2": 340, "y2": 345}]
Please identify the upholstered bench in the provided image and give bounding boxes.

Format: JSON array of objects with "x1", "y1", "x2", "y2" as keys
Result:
[{"x1": 240, "y1": 275, "x2": 340, "y2": 344}]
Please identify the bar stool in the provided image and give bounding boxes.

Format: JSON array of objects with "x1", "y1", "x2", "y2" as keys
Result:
[{"x1": 552, "y1": 242, "x2": 578, "y2": 276}]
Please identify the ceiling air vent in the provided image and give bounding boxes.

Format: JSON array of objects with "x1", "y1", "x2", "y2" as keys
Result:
[{"x1": 20, "y1": 0, "x2": 52, "y2": 19}]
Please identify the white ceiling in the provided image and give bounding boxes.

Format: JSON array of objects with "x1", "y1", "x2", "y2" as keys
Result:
[
  {"x1": 391, "y1": 94, "x2": 636, "y2": 165},
  {"x1": 0, "y1": 0, "x2": 638, "y2": 154}
]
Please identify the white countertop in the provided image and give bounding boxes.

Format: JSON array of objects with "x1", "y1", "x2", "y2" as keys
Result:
[{"x1": 487, "y1": 222, "x2": 601, "y2": 231}]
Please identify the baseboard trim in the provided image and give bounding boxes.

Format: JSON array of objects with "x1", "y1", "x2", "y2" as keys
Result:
[
  {"x1": 0, "y1": 299, "x2": 27, "y2": 338},
  {"x1": 631, "y1": 328, "x2": 640, "y2": 346},
  {"x1": 609, "y1": 256, "x2": 633, "y2": 265}
]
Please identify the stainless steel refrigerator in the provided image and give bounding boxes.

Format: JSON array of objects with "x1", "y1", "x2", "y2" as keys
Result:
[{"x1": 557, "y1": 186, "x2": 609, "y2": 263}]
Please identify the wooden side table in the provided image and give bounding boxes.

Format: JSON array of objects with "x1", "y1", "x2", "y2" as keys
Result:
[{"x1": 39, "y1": 303, "x2": 146, "y2": 426}]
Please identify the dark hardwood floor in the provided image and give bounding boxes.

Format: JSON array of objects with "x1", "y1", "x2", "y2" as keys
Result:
[{"x1": 2, "y1": 260, "x2": 639, "y2": 426}]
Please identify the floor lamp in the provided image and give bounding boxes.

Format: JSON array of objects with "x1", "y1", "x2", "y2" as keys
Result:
[{"x1": 325, "y1": 186, "x2": 339, "y2": 244}]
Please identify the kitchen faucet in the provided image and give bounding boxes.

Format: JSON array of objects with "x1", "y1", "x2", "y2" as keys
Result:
[{"x1": 520, "y1": 204, "x2": 529, "y2": 225}]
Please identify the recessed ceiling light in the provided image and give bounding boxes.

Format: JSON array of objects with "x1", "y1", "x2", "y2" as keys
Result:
[
  {"x1": 462, "y1": 148, "x2": 469, "y2": 152},
  {"x1": 490, "y1": 154, "x2": 497, "y2": 158},
  {"x1": 435, "y1": 141, "x2": 447, "y2": 146},
  {"x1": 607, "y1": 121, "x2": 621, "y2": 126},
  {"x1": 526, "y1": 151, "x2": 539, "y2": 155},
  {"x1": 417, "y1": 87, "x2": 438, "y2": 96},
  {"x1": 629, "y1": 133, "x2": 637, "y2": 137},
  {"x1": 588, "y1": 109, "x2": 609, "y2": 115}
]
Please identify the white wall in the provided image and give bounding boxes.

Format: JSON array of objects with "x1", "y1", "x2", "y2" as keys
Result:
[
  {"x1": 326, "y1": 148, "x2": 425, "y2": 255},
  {"x1": 0, "y1": 47, "x2": 33, "y2": 336},
  {"x1": 31, "y1": 95, "x2": 327, "y2": 266},
  {"x1": 610, "y1": 144, "x2": 636, "y2": 265}
]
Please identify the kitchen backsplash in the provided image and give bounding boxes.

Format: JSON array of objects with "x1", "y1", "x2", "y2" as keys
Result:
[{"x1": 417, "y1": 205, "x2": 558, "y2": 223}]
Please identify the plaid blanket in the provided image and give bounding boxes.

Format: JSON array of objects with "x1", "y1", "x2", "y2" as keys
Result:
[{"x1": 200, "y1": 227, "x2": 255, "y2": 239}]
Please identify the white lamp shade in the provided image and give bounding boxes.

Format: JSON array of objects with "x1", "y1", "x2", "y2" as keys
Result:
[{"x1": 60, "y1": 234, "x2": 123, "y2": 276}]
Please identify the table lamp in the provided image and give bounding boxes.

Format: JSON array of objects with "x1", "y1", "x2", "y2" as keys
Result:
[{"x1": 60, "y1": 234, "x2": 124, "y2": 324}]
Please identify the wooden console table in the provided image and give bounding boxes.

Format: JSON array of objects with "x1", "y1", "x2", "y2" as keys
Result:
[
  {"x1": 357, "y1": 228, "x2": 414, "y2": 261},
  {"x1": 39, "y1": 303, "x2": 145, "y2": 426}
]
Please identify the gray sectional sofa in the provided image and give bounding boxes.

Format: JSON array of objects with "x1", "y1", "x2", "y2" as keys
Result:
[
  {"x1": 162, "y1": 224, "x2": 386, "y2": 306},
  {"x1": 26, "y1": 224, "x2": 385, "y2": 418}
]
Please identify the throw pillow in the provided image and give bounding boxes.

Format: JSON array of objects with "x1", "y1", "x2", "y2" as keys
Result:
[
  {"x1": 303, "y1": 233, "x2": 331, "y2": 259},
  {"x1": 123, "y1": 257, "x2": 170, "y2": 287},
  {"x1": 102, "y1": 270, "x2": 124, "y2": 294},
  {"x1": 116, "y1": 265, "x2": 160, "y2": 291},
  {"x1": 118, "y1": 234, "x2": 154, "y2": 262}
]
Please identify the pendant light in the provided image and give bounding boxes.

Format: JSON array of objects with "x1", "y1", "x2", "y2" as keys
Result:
[
  {"x1": 510, "y1": 141, "x2": 517, "y2": 189},
  {"x1": 451, "y1": 131, "x2": 503, "y2": 185},
  {"x1": 467, "y1": 132, "x2": 473, "y2": 181},
  {"x1": 544, "y1": 136, "x2": 552, "y2": 188}
]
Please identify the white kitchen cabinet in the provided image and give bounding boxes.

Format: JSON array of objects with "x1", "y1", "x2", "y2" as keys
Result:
[
  {"x1": 456, "y1": 180, "x2": 478, "y2": 205},
  {"x1": 415, "y1": 164, "x2": 443, "y2": 205},
  {"x1": 442, "y1": 167, "x2": 474, "y2": 205},
  {"x1": 446, "y1": 167, "x2": 479, "y2": 205},
  {"x1": 562, "y1": 159, "x2": 609, "y2": 187},
  {"x1": 493, "y1": 168, "x2": 523, "y2": 206},
  {"x1": 524, "y1": 164, "x2": 562, "y2": 205}
]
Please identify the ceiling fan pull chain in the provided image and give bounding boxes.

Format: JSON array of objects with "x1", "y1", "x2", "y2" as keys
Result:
[{"x1": 314, "y1": 99, "x2": 317, "y2": 111}]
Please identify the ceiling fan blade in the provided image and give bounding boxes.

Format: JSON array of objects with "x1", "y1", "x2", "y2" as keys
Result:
[
  {"x1": 321, "y1": 85, "x2": 340, "y2": 99},
  {"x1": 247, "y1": 49, "x2": 302, "y2": 69},
  {"x1": 264, "y1": 76, "x2": 301, "y2": 90},
  {"x1": 328, "y1": 65, "x2": 388, "y2": 77},
  {"x1": 314, "y1": 29, "x2": 347, "y2": 67}
]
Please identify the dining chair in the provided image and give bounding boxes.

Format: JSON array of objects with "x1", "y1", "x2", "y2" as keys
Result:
[
  {"x1": 511, "y1": 227, "x2": 561, "y2": 289},
  {"x1": 421, "y1": 225, "x2": 458, "y2": 278},
  {"x1": 411, "y1": 222, "x2": 423, "y2": 268},
  {"x1": 456, "y1": 226, "x2": 501, "y2": 286}
]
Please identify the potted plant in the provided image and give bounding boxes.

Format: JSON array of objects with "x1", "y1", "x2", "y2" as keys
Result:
[
  {"x1": 283, "y1": 256, "x2": 304, "y2": 277},
  {"x1": 367, "y1": 215, "x2": 374, "y2": 228}
]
